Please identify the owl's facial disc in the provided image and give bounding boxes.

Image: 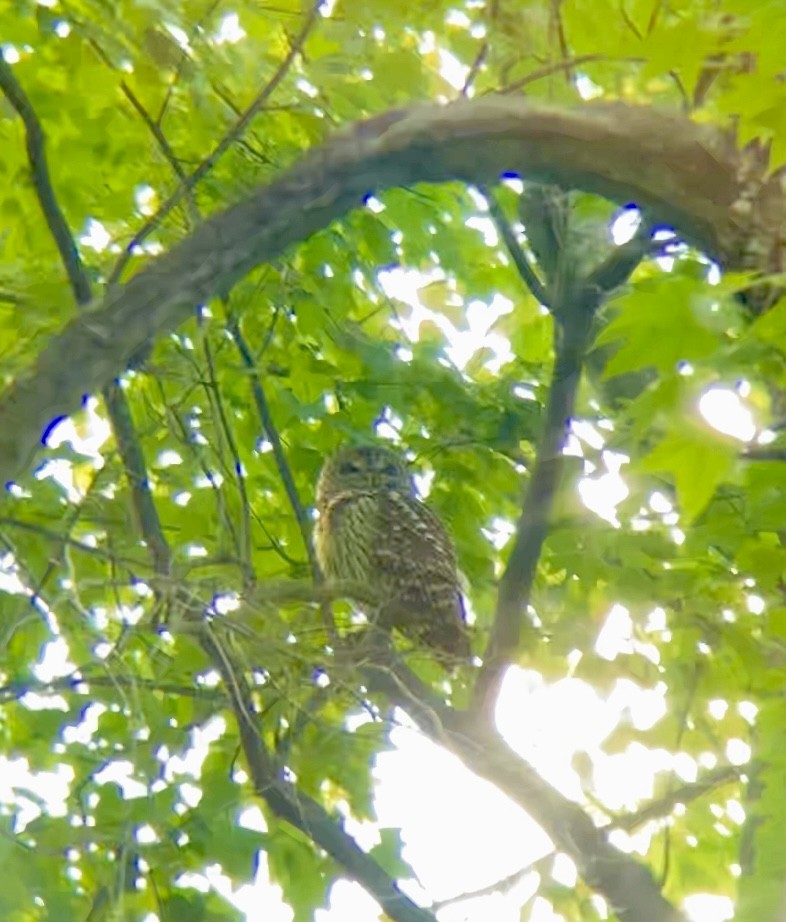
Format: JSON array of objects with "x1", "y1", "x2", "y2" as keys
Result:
[{"x1": 321, "y1": 445, "x2": 414, "y2": 496}]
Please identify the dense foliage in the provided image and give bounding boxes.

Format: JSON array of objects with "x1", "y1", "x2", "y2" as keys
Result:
[{"x1": 2, "y1": 1, "x2": 786, "y2": 920}]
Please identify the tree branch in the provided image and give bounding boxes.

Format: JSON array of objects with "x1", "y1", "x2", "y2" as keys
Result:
[
  {"x1": 613, "y1": 763, "x2": 742, "y2": 833},
  {"x1": 103, "y1": 384, "x2": 172, "y2": 574},
  {"x1": 474, "y1": 204, "x2": 658, "y2": 715},
  {"x1": 226, "y1": 314, "x2": 338, "y2": 643},
  {"x1": 0, "y1": 516, "x2": 143, "y2": 567},
  {"x1": 0, "y1": 52, "x2": 172, "y2": 580},
  {"x1": 364, "y1": 656, "x2": 684, "y2": 922},
  {"x1": 498, "y1": 55, "x2": 629, "y2": 95},
  {"x1": 586, "y1": 220, "x2": 656, "y2": 293},
  {"x1": 199, "y1": 623, "x2": 438, "y2": 922},
  {"x1": 473, "y1": 304, "x2": 591, "y2": 714},
  {"x1": 434, "y1": 761, "x2": 741, "y2": 911},
  {"x1": 482, "y1": 184, "x2": 549, "y2": 304},
  {"x1": 197, "y1": 331, "x2": 255, "y2": 584},
  {"x1": 0, "y1": 97, "x2": 768, "y2": 486},
  {"x1": 0, "y1": 55, "x2": 91, "y2": 305}
]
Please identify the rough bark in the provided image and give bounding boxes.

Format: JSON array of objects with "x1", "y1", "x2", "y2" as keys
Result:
[{"x1": 0, "y1": 97, "x2": 781, "y2": 484}]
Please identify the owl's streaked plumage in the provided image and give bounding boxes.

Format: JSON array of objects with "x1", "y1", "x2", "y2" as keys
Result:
[{"x1": 314, "y1": 444, "x2": 470, "y2": 660}]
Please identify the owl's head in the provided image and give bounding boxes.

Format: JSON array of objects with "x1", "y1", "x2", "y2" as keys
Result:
[{"x1": 316, "y1": 445, "x2": 415, "y2": 504}]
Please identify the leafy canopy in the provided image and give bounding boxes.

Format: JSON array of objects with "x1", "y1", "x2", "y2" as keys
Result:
[{"x1": 1, "y1": 1, "x2": 786, "y2": 921}]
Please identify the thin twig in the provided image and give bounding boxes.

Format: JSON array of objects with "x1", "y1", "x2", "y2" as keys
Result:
[
  {"x1": 461, "y1": 44, "x2": 488, "y2": 97},
  {"x1": 459, "y1": 0, "x2": 498, "y2": 97},
  {"x1": 433, "y1": 852, "x2": 550, "y2": 910},
  {"x1": 120, "y1": 80, "x2": 200, "y2": 225},
  {"x1": 614, "y1": 763, "x2": 742, "y2": 832},
  {"x1": 550, "y1": 0, "x2": 573, "y2": 86},
  {"x1": 201, "y1": 330, "x2": 255, "y2": 584},
  {"x1": 164, "y1": 396, "x2": 242, "y2": 554},
  {"x1": 156, "y1": 0, "x2": 224, "y2": 125},
  {"x1": 109, "y1": 0, "x2": 323, "y2": 285},
  {"x1": 499, "y1": 54, "x2": 632, "y2": 95},
  {"x1": 226, "y1": 321, "x2": 313, "y2": 559},
  {"x1": 481, "y1": 184, "x2": 549, "y2": 304},
  {"x1": 0, "y1": 671, "x2": 224, "y2": 704},
  {"x1": 0, "y1": 517, "x2": 141, "y2": 566},
  {"x1": 104, "y1": 385, "x2": 172, "y2": 574},
  {"x1": 228, "y1": 313, "x2": 339, "y2": 643}
]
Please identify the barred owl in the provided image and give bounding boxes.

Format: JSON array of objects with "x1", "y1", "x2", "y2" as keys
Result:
[{"x1": 314, "y1": 444, "x2": 470, "y2": 661}]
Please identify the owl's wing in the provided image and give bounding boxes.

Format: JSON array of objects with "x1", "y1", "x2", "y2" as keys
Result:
[{"x1": 372, "y1": 491, "x2": 470, "y2": 659}]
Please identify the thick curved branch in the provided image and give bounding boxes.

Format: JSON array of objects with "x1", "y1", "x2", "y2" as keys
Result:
[{"x1": 0, "y1": 97, "x2": 770, "y2": 485}]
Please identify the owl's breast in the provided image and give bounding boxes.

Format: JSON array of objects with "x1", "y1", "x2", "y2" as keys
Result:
[{"x1": 314, "y1": 492, "x2": 379, "y2": 583}]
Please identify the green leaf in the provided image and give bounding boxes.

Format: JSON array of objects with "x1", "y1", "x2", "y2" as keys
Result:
[
  {"x1": 369, "y1": 827, "x2": 411, "y2": 879},
  {"x1": 596, "y1": 276, "x2": 720, "y2": 377},
  {"x1": 266, "y1": 826, "x2": 333, "y2": 922},
  {"x1": 640, "y1": 425, "x2": 737, "y2": 523}
]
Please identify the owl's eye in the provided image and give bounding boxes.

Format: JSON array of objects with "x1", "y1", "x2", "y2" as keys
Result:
[
  {"x1": 339, "y1": 461, "x2": 362, "y2": 475},
  {"x1": 382, "y1": 463, "x2": 400, "y2": 476}
]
